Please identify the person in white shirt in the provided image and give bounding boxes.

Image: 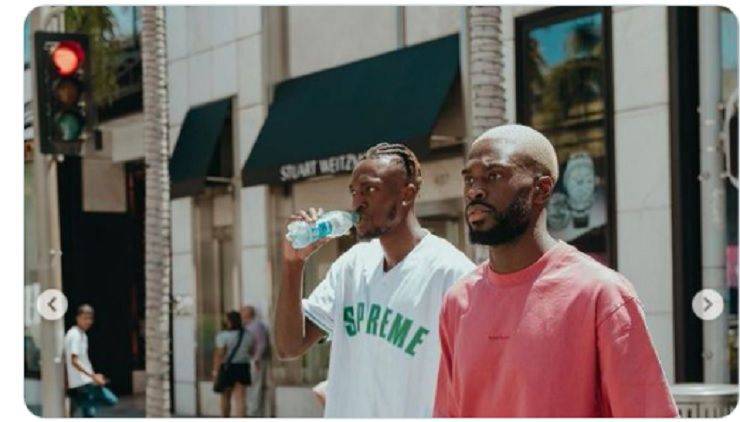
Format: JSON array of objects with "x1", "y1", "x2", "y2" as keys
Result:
[
  {"x1": 64, "y1": 304, "x2": 118, "y2": 417},
  {"x1": 275, "y1": 143, "x2": 475, "y2": 417}
]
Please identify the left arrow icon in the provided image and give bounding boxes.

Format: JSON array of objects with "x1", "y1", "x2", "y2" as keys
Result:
[
  {"x1": 37, "y1": 289, "x2": 67, "y2": 321},
  {"x1": 48, "y1": 296, "x2": 57, "y2": 312}
]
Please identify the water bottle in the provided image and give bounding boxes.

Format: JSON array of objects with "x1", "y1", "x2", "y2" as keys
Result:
[{"x1": 286, "y1": 210, "x2": 359, "y2": 249}]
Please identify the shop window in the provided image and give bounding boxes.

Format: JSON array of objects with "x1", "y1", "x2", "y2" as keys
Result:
[{"x1": 516, "y1": 7, "x2": 615, "y2": 267}]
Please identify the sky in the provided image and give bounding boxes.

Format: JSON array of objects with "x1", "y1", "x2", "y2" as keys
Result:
[
  {"x1": 109, "y1": 6, "x2": 139, "y2": 40},
  {"x1": 529, "y1": 12, "x2": 602, "y2": 69}
]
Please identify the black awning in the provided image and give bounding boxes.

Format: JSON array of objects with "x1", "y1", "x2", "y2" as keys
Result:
[
  {"x1": 170, "y1": 98, "x2": 230, "y2": 198},
  {"x1": 241, "y1": 34, "x2": 460, "y2": 187}
]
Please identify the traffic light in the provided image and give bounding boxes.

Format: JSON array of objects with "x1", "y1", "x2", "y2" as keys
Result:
[{"x1": 34, "y1": 32, "x2": 94, "y2": 155}]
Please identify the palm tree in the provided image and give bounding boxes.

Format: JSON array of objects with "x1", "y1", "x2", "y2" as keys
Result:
[
  {"x1": 463, "y1": 6, "x2": 507, "y2": 263},
  {"x1": 63, "y1": 6, "x2": 120, "y2": 106},
  {"x1": 140, "y1": 6, "x2": 171, "y2": 417}
]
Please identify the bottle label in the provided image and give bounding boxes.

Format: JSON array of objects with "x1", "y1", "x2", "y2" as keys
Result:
[{"x1": 314, "y1": 221, "x2": 333, "y2": 238}]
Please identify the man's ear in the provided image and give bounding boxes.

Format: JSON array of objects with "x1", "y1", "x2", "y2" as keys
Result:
[
  {"x1": 533, "y1": 176, "x2": 555, "y2": 206},
  {"x1": 402, "y1": 182, "x2": 417, "y2": 206}
]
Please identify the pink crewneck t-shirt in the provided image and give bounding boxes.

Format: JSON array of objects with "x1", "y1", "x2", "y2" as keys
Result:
[{"x1": 433, "y1": 241, "x2": 678, "y2": 417}]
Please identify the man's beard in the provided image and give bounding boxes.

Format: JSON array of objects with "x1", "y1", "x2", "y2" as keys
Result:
[
  {"x1": 357, "y1": 203, "x2": 398, "y2": 240},
  {"x1": 467, "y1": 188, "x2": 532, "y2": 246}
]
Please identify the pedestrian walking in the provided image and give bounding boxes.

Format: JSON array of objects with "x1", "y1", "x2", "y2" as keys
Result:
[
  {"x1": 64, "y1": 304, "x2": 118, "y2": 417},
  {"x1": 433, "y1": 124, "x2": 679, "y2": 417},
  {"x1": 275, "y1": 143, "x2": 475, "y2": 417},
  {"x1": 241, "y1": 305, "x2": 270, "y2": 417},
  {"x1": 212, "y1": 311, "x2": 254, "y2": 417}
]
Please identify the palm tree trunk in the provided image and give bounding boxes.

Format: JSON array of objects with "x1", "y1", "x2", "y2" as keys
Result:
[
  {"x1": 140, "y1": 6, "x2": 171, "y2": 417},
  {"x1": 467, "y1": 6, "x2": 507, "y2": 134},
  {"x1": 463, "y1": 6, "x2": 507, "y2": 263}
]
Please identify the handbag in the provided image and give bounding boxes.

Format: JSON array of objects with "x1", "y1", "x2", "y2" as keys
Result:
[{"x1": 213, "y1": 328, "x2": 245, "y2": 393}]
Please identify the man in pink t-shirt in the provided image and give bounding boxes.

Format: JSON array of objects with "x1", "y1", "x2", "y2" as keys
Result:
[{"x1": 434, "y1": 124, "x2": 678, "y2": 417}]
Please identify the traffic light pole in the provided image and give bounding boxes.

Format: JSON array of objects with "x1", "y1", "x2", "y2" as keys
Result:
[{"x1": 30, "y1": 7, "x2": 67, "y2": 417}]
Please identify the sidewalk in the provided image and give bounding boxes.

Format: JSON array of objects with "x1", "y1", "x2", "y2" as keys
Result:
[
  {"x1": 98, "y1": 394, "x2": 145, "y2": 417},
  {"x1": 27, "y1": 394, "x2": 145, "y2": 418}
]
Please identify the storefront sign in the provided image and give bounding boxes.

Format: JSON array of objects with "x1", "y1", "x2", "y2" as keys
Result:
[{"x1": 279, "y1": 153, "x2": 361, "y2": 182}]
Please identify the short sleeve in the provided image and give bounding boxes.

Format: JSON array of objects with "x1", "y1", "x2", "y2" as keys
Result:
[
  {"x1": 597, "y1": 296, "x2": 679, "y2": 417},
  {"x1": 301, "y1": 256, "x2": 347, "y2": 337},
  {"x1": 66, "y1": 329, "x2": 82, "y2": 356},
  {"x1": 215, "y1": 331, "x2": 228, "y2": 349}
]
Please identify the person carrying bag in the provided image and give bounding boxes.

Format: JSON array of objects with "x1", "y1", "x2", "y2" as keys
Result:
[{"x1": 213, "y1": 311, "x2": 254, "y2": 417}]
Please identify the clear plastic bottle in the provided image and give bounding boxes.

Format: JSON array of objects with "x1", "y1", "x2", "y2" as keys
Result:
[{"x1": 286, "y1": 210, "x2": 359, "y2": 249}]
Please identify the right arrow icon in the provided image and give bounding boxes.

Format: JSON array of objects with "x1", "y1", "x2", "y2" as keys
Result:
[{"x1": 693, "y1": 289, "x2": 724, "y2": 321}]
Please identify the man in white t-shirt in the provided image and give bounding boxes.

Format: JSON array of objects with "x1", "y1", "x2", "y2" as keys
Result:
[
  {"x1": 64, "y1": 304, "x2": 118, "y2": 417},
  {"x1": 275, "y1": 143, "x2": 475, "y2": 417}
]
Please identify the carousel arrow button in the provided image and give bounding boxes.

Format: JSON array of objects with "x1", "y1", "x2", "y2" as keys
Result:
[{"x1": 692, "y1": 289, "x2": 724, "y2": 321}]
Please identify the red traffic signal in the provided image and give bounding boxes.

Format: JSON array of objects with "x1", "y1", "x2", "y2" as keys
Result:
[{"x1": 51, "y1": 41, "x2": 85, "y2": 76}]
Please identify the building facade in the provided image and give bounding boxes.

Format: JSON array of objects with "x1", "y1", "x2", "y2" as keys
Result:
[
  {"x1": 24, "y1": 5, "x2": 737, "y2": 417},
  {"x1": 161, "y1": 5, "x2": 738, "y2": 416}
]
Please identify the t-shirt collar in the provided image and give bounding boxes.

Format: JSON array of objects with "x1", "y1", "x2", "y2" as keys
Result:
[
  {"x1": 484, "y1": 240, "x2": 568, "y2": 287},
  {"x1": 377, "y1": 228, "x2": 432, "y2": 275}
]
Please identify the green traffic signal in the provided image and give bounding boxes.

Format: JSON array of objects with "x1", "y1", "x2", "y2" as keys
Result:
[{"x1": 54, "y1": 112, "x2": 84, "y2": 142}]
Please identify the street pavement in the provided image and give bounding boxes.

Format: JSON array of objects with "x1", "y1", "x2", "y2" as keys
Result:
[{"x1": 27, "y1": 394, "x2": 145, "y2": 417}]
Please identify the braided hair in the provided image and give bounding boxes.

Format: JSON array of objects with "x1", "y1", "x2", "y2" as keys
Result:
[{"x1": 360, "y1": 143, "x2": 423, "y2": 190}]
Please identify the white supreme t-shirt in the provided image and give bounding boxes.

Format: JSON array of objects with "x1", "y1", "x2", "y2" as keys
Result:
[
  {"x1": 64, "y1": 326, "x2": 94, "y2": 389},
  {"x1": 302, "y1": 231, "x2": 475, "y2": 417}
]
